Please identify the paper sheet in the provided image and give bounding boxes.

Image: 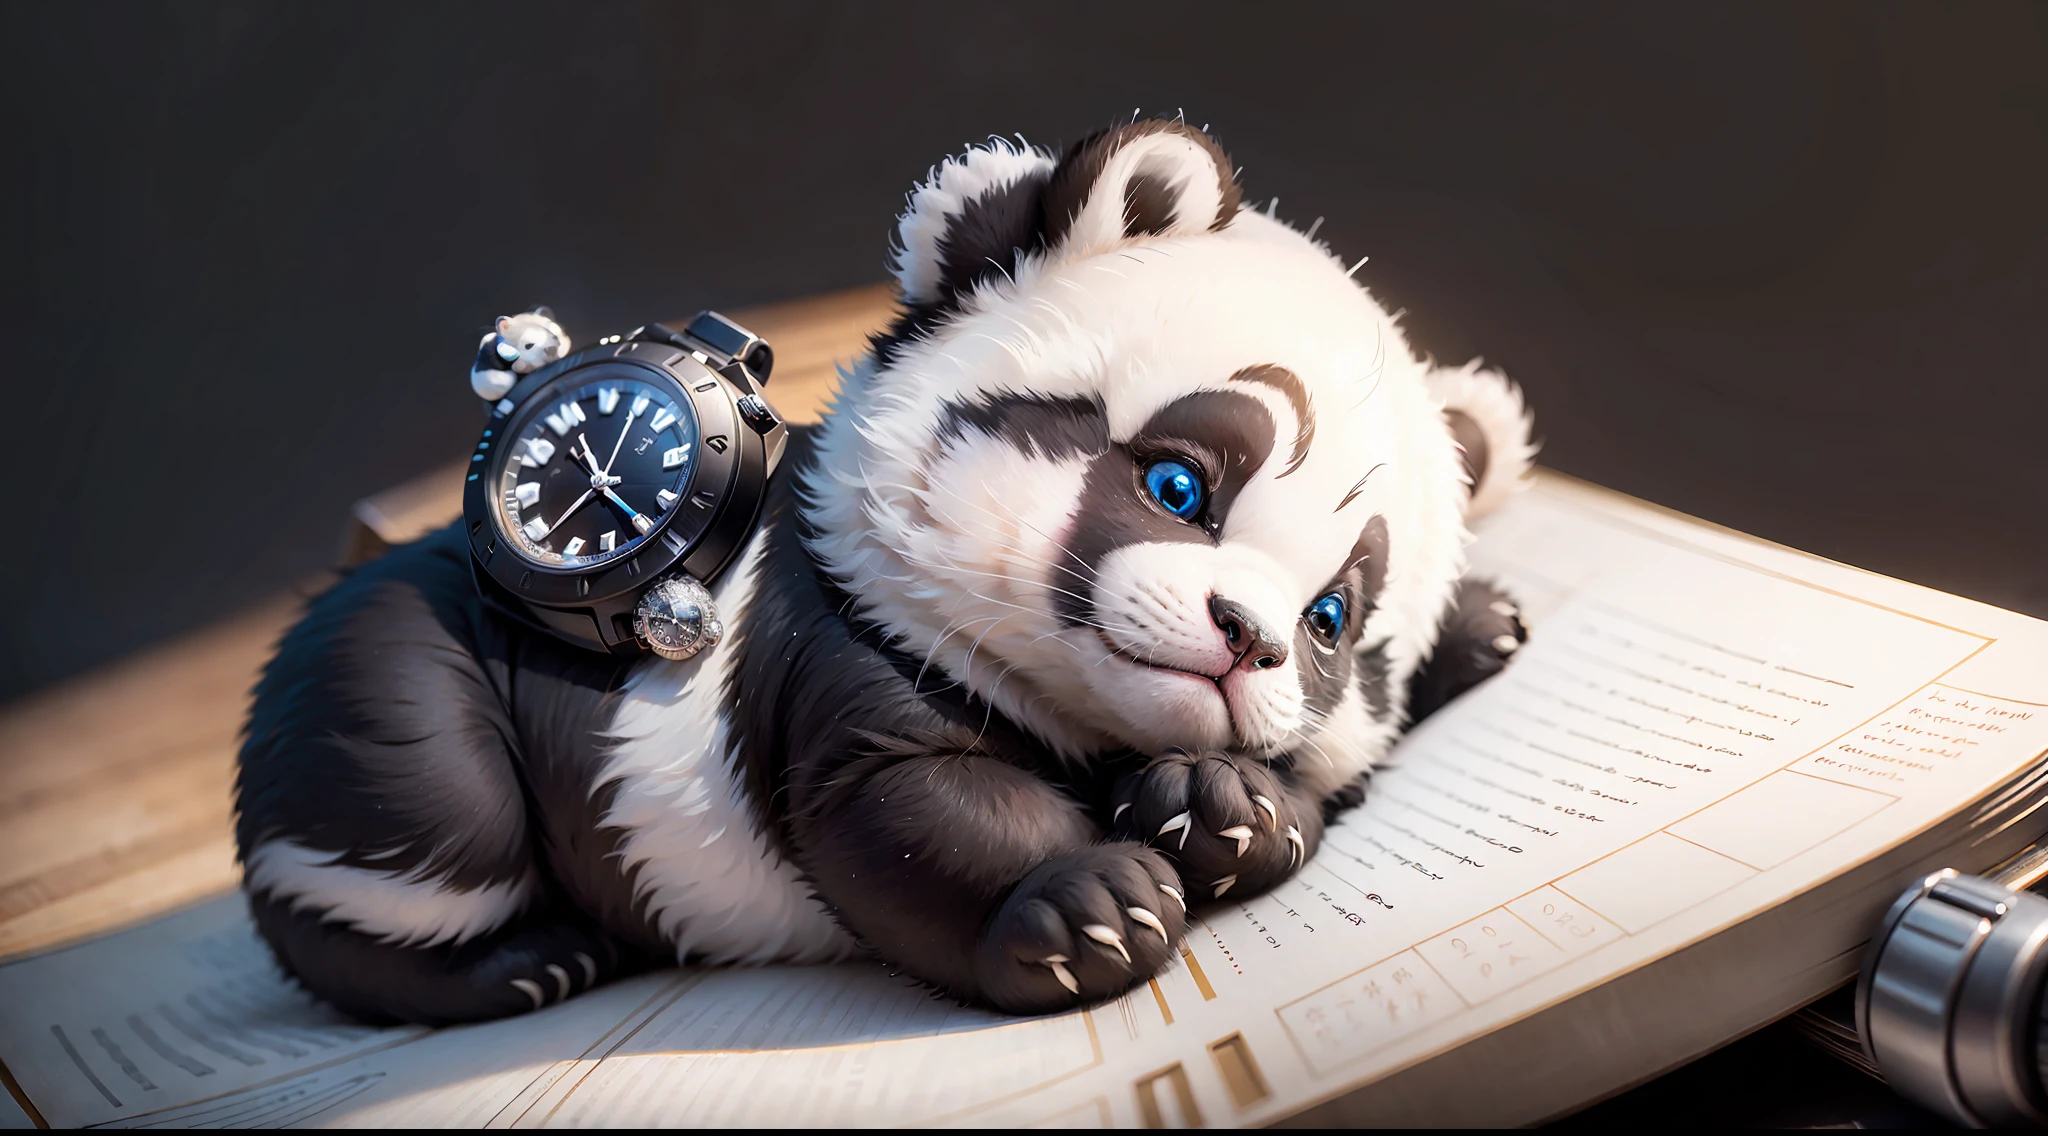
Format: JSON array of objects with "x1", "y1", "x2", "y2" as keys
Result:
[{"x1": 6, "y1": 473, "x2": 2048, "y2": 1128}]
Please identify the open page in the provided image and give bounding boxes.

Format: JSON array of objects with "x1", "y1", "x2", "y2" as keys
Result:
[{"x1": 5, "y1": 472, "x2": 2048, "y2": 1128}]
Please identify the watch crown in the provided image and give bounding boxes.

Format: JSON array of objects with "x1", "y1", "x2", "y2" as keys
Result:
[
  {"x1": 634, "y1": 575, "x2": 723, "y2": 662},
  {"x1": 736, "y1": 393, "x2": 778, "y2": 434}
]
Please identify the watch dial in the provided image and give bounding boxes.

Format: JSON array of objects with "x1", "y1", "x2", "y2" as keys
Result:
[{"x1": 489, "y1": 371, "x2": 699, "y2": 568}]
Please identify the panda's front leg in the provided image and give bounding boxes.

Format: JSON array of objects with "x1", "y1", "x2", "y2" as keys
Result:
[
  {"x1": 785, "y1": 748, "x2": 1188, "y2": 1014},
  {"x1": 1111, "y1": 751, "x2": 1324, "y2": 905},
  {"x1": 1407, "y1": 576, "x2": 1529, "y2": 725}
]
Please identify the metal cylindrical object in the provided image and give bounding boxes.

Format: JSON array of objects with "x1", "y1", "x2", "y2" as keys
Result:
[
  {"x1": 1860, "y1": 869, "x2": 2048, "y2": 1127},
  {"x1": 633, "y1": 574, "x2": 724, "y2": 662}
]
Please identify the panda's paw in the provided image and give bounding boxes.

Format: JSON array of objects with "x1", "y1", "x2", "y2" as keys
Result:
[
  {"x1": 975, "y1": 844, "x2": 1185, "y2": 1013},
  {"x1": 1408, "y1": 577, "x2": 1528, "y2": 723},
  {"x1": 1112, "y1": 751, "x2": 1311, "y2": 902},
  {"x1": 471, "y1": 362, "x2": 518, "y2": 400}
]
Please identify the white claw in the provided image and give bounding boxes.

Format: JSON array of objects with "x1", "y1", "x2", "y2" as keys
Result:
[
  {"x1": 1286, "y1": 825, "x2": 1307, "y2": 867},
  {"x1": 1218, "y1": 825, "x2": 1255, "y2": 857},
  {"x1": 1252, "y1": 794, "x2": 1279, "y2": 831},
  {"x1": 1083, "y1": 923, "x2": 1131, "y2": 964},
  {"x1": 546, "y1": 963, "x2": 572, "y2": 1001},
  {"x1": 1128, "y1": 906, "x2": 1169, "y2": 944},
  {"x1": 1042, "y1": 954, "x2": 1080, "y2": 995},
  {"x1": 1159, "y1": 884, "x2": 1186, "y2": 912},
  {"x1": 1213, "y1": 874, "x2": 1238, "y2": 898},
  {"x1": 1492, "y1": 633, "x2": 1522, "y2": 655},
  {"x1": 1113, "y1": 802, "x2": 1132, "y2": 824},
  {"x1": 510, "y1": 979, "x2": 545, "y2": 1011},
  {"x1": 1158, "y1": 811, "x2": 1192, "y2": 850},
  {"x1": 1489, "y1": 600, "x2": 1519, "y2": 619},
  {"x1": 574, "y1": 951, "x2": 597, "y2": 986}
]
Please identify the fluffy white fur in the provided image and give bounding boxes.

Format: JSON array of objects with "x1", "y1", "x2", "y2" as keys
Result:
[
  {"x1": 597, "y1": 530, "x2": 856, "y2": 966},
  {"x1": 245, "y1": 838, "x2": 536, "y2": 948},
  {"x1": 805, "y1": 138, "x2": 1534, "y2": 791}
]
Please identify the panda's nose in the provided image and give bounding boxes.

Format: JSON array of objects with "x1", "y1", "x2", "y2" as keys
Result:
[{"x1": 1209, "y1": 596, "x2": 1288, "y2": 672}]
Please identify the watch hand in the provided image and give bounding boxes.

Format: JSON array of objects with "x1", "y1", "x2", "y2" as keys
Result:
[
  {"x1": 602, "y1": 403, "x2": 641, "y2": 476},
  {"x1": 601, "y1": 487, "x2": 654, "y2": 534},
  {"x1": 542, "y1": 488, "x2": 595, "y2": 538},
  {"x1": 574, "y1": 434, "x2": 605, "y2": 477}
]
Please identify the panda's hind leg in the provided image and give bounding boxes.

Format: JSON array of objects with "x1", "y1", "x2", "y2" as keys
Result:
[
  {"x1": 1406, "y1": 577, "x2": 1527, "y2": 725},
  {"x1": 236, "y1": 526, "x2": 644, "y2": 1025},
  {"x1": 247, "y1": 890, "x2": 641, "y2": 1027}
]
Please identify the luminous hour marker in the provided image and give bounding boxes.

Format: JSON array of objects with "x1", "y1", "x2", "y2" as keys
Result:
[
  {"x1": 522, "y1": 518, "x2": 550, "y2": 542},
  {"x1": 515, "y1": 482, "x2": 540, "y2": 507},
  {"x1": 630, "y1": 394, "x2": 651, "y2": 418},
  {"x1": 656, "y1": 489, "x2": 679, "y2": 510},
  {"x1": 599, "y1": 530, "x2": 617, "y2": 552},
  {"x1": 525, "y1": 437, "x2": 556, "y2": 466},
  {"x1": 631, "y1": 514, "x2": 653, "y2": 535},
  {"x1": 562, "y1": 537, "x2": 586, "y2": 556},
  {"x1": 662, "y1": 444, "x2": 690, "y2": 470},
  {"x1": 648, "y1": 408, "x2": 677, "y2": 434},
  {"x1": 545, "y1": 400, "x2": 588, "y2": 436},
  {"x1": 597, "y1": 386, "x2": 620, "y2": 415}
]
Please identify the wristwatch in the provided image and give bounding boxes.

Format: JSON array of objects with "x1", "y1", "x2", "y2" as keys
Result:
[{"x1": 462, "y1": 311, "x2": 785, "y2": 661}]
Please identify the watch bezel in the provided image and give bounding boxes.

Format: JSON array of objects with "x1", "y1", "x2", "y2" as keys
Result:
[{"x1": 463, "y1": 341, "x2": 745, "y2": 610}]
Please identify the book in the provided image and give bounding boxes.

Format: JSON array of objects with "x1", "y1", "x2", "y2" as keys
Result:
[{"x1": 4, "y1": 469, "x2": 2046, "y2": 1128}]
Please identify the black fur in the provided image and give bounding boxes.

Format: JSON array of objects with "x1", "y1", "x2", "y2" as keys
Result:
[
  {"x1": 1407, "y1": 578, "x2": 1528, "y2": 723},
  {"x1": 933, "y1": 392, "x2": 1109, "y2": 462},
  {"x1": 247, "y1": 892, "x2": 640, "y2": 1028},
  {"x1": 1322, "y1": 770, "x2": 1373, "y2": 824},
  {"x1": 236, "y1": 529, "x2": 656, "y2": 1023},
  {"x1": 1056, "y1": 389, "x2": 1278, "y2": 627},
  {"x1": 1445, "y1": 408, "x2": 1489, "y2": 499},
  {"x1": 933, "y1": 167, "x2": 1053, "y2": 309},
  {"x1": 1111, "y1": 751, "x2": 1326, "y2": 905},
  {"x1": 1231, "y1": 365, "x2": 1315, "y2": 476}
]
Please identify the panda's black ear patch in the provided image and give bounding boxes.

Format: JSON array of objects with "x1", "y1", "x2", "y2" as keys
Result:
[
  {"x1": 891, "y1": 141, "x2": 1059, "y2": 310},
  {"x1": 1042, "y1": 119, "x2": 1240, "y2": 254},
  {"x1": 1445, "y1": 409, "x2": 1491, "y2": 501},
  {"x1": 930, "y1": 170, "x2": 1053, "y2": 306}
]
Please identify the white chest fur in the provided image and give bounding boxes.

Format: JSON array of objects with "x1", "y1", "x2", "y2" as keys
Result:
[{"x1": 598, "y1": 529, "x2": 855, "y2": 965}]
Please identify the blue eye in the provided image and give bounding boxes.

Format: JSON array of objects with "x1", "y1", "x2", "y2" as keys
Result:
[
  {"x1": 1307, "y1": 593, "x2": 1347, "y2": 645},
  {"x1": 1143, "y1": 459, "x2": 1204, "y2": 520}
]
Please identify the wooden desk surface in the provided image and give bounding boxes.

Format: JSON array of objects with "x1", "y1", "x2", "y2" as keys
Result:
[{"x1": 0, "y1": 283, "x2": 897, "y2": 963}]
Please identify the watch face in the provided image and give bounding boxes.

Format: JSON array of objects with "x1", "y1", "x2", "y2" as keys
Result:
[{"x1": 488, "y1": 369, "x2": 699, "y2": 569}]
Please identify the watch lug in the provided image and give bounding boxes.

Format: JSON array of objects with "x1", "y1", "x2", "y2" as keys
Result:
[{"x1": 682, "y1": 311, "x2": 774, "y2": 383}]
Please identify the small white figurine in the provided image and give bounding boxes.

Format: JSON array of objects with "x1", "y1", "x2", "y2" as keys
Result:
[{"x1": 470, "y1": 307, "x2": 569, "y2": 399}]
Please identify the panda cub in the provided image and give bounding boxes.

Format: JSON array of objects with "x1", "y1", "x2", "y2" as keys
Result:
[
  {"x1": 468, "y1": 307, "x2": 569, "y2": 400},
  {"x1": 236, "y1": 119, "x2": 1536, "y2": 1025}
]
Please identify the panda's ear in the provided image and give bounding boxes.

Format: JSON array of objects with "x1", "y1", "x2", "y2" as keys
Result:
[
  {"x1": 1431, "y1": 364, "x2": 1538, "y2": 520},
  {"x1": 892, "y1": 139, "x2": 1058, "y2": 309},
  {"x1": 1040, "y1": 119, "x2": 1241, "y2": 262}
]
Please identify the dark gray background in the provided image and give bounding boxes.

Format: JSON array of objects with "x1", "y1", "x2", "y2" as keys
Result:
[{"x1": 5, "y1": 0, "x2": 2044, "y2": 706}]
